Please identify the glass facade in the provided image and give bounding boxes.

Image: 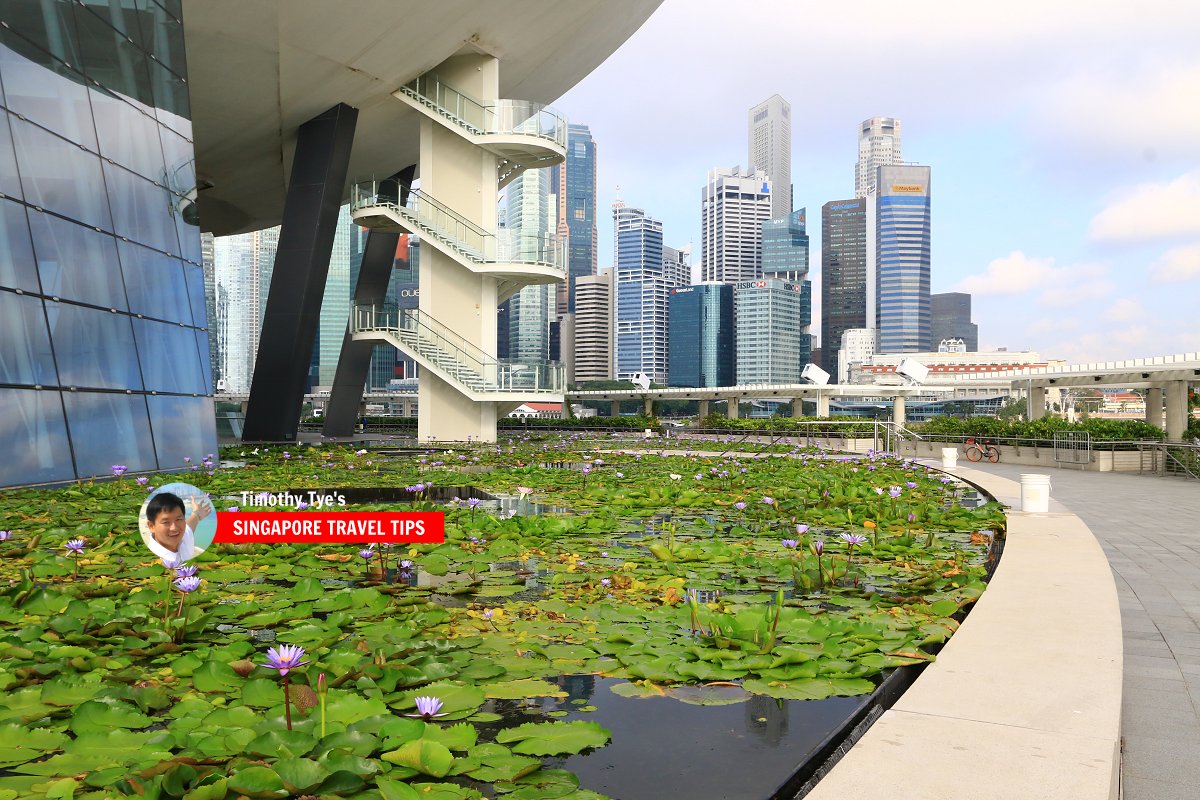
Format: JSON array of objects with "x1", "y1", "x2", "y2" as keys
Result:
[
  {"x1": 614, "y1": 204, "x2": 676, "y2": 383},
  {"x1": 552, "y1": 124, "x2": 596, "y2": 313},
  {"x1": 668, "y1": 284, "x2": 734, "y2": 388},
  {"x1": 876, "y1": 165, "x2": 931, "y2": 354},
  {"x1": 820, "y1": 198, "x2": 868, "y2": 379},
  {"x1": 735, "y1": 279, "x2": 807, "y2": 385},
  {"x1": 0, "y1": 0, "x2": 215, "y2": 487}
]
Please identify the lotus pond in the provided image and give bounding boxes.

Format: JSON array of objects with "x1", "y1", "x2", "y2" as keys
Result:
[{"x1": 0, "y1": 435, "x2": 1005, "y2": 800}]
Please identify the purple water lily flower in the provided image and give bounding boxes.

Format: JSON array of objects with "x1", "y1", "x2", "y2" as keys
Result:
[
  {"x1": 811, "y1": 539, "x2": 825, "y2": 555},
  {"x1": 734, "y1": 501, "x2": 747, "y2": 510},
  {"x1": 908, "y1": 513, "x2": 917, "y2": 522},
  {"x1": 840, "y1": 532, "x2": 868, "y2": 546},
  {"x1": 408, "y1": 696, "x2": 447, "y2": 721},
  {"x1": 906, "y1": 482, "x2": 919, "y2": 489},
  {"x1": 600, "y1": 578, "x2": 611, "y2": 587},
  {"x1": 467, "y1": 498, "x2": 482, "y2": 509},
  {"x1": 64, "y1": 538, "x2": 85, "y2": 553},
  {"x1": 359, "y1": 548, "x2": 375, "y2": 560},
  {"x1": 282, "y1": 452, "x2": 291, "y2": 460},
  {"x1": 796, "y1": 524, "x2": 810, "y2": 535},
  {"x1": 781, "y1": 539, "x2": 799, "y2": 549},
  {"x1": 889, "y1": 486, "x2": 903, "y2": 498},
  {"x1": 175, "y1": 564, "x2": 198, "y2": 578},
  {"x1": 174, "y1": 576, "x2": 201, "y2": 592},
  {"x1": 296, "y1": 501, "x2": 310, "y2": 510},
  {"x1": 762, "y1": 496, "x2": 775, "y2": 505},
  {"x1": 261, "y1": 644, "x2": 309, "y2": 677},
  {"x1": 111, "y1": 465, "x2": 128, "y2": 476},
  {"x1": 399, "y1": 559, "x2": 414, "y2": 571},
  {"x1": 873, "y1": 487, "x2": 884, "y2": 495},
  {"x1": 228, "y1": 506, "x2": 240, "y2": 512},
  {"x1": 136, "y1": 477, "x2": 149, "y2": 486},
  {"x1": 0, "y1": 531, "x2": 11, "y2": 541}
]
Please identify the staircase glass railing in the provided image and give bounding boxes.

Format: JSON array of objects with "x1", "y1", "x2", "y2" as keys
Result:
[{"x1": 399, "y1": 74, "x2": 567, "y2": 149}]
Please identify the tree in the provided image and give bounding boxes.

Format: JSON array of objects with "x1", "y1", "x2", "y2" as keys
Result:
[{"x1": 998, "y1": 398, "x2": 1026, "y2": 419}]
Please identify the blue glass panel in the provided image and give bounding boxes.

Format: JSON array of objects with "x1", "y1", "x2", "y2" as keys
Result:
[
  {"x1": 62, "y1": 390, "x2": 156, "y2": 476},
  {"x1": 9, "y1": 115, "x2": 113, "y2": 230},
  {"x1": 0, "y1": 387, "x2": 74, "y2": 485},
  {"x1": 0, "y1": 35, "x2": 96, "y2": 151},
  {"x1": 28, "y1": 207, "x2": 127, "y2": 308},
  {"x1": 181, "y1": 261, "x2": 205, "y2": 327},
  {"x1": 90, "y1": 87, "x2": 167, "y2": 183},
  {"x1": 102, "y1": 160, "x2": 179, "y2": 254},
  {"x1": 0, "y1": 198, "x2": 40, "y2": 292},
  {"x1": 147, "y1": 394, "x2": 217, "y2": 469},
  {"x1": 136, "y1": 0, "x2": 186, "y2": 80},
  {"x1": 72, "y1": 4, "x2": 154, "y2": 109},
  {"x1": 0, "y1": 3, "x2": 82, "y2": 67},
  {"x1": 0, "y1": 289, "x2": 56, "y2": 384},
  {"x1": 119, "y1": 240, "x2": 188, "y2": 323},
  {"x1": 194, "y1": 329, "x2": 212, "y2": 394},
  {"x1": 0, "y1": 109, "x2": 20, "y2": 197},
  {"x1": 133, "y1": 317, "x2": 203, "y2": 394},
  {"x1": 44, "y1": 300, "x2": 142, "y2": 389}
]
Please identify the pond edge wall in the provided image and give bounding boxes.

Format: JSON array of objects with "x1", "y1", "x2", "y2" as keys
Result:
[{"x1": 801, "y1": 464, "x2": 1123, "y2": 800}]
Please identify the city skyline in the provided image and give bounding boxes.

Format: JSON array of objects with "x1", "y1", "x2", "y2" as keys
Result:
[{"x1": 553, "y1": 0, "x2": 1200, "y2": 363}]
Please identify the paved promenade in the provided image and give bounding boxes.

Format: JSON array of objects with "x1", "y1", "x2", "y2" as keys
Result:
[{"x1": 966, "y1": 463, "x2": 1200, "y2": 800}]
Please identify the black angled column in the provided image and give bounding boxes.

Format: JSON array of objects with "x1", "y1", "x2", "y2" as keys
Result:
[
  {"x1": 242, "y1": 104, "x2": 358, "y2": 442},
  {"x1": 323, "y1": 167, "x2": 416, "y2": 437}
]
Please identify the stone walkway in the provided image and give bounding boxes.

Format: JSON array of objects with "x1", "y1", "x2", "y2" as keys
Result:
[{"x1": 965, "y1": 463, "x2": 1200, "y2": 800}]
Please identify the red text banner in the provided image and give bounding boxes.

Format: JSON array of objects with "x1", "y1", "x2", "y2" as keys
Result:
[{"x1": 213, "y1": 512, "x2": 444, "y2": 544}]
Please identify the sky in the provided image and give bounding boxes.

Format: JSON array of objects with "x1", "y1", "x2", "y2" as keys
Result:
[{"x1": 550, "y1": 0, "x2": 1200, "y2": 364}]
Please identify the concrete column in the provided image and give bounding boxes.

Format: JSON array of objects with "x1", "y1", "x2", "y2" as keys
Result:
[
  {"x1": 816, "y1": 392, "x2": 831, "y2": 418},
  {"x1": 1029, "y1": 386, "x2": 1047, "y2": 421},
  {"x1": 697, "y1": 399, "x2": 710, "y2": 420},
  {"x1": 892, "y1": 395, "x2": 906, "y2": 425},
  {"x1": 726, "y1": 398, "x2": 740, "y2": 419},
  {"x1": 1145, "y1": 387, "x2": 1164, "y2": 430},
  {"x1": 643, "y1": 398, "x2": 654, "y2": 417},
  {"x1": 610, "y1": 400, "x2": 620, "y2": 418},
  {"x1": 790, "y1": 397, "x2": 806, "y2": 418},
  {"x1": 1165, "y1": 381, "x2": 1189, "y2": 441}
]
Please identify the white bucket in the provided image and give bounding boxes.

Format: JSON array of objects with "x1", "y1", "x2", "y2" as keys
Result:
[
  {"x1": 941, "y1": 447, "x2": 958, "y2": 470},
  {"x1": 1020, "y1": 473, "x2": 1052, "y2": 513}
]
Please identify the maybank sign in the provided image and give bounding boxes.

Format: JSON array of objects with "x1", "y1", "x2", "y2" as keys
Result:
[{"x1": 890, "y1": 185, "x2": 925, "y2": 194}]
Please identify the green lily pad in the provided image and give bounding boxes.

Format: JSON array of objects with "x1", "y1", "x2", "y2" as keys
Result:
[
  {"x1": 274, "y1": 757, "x2": 330, "y2": 794},
  {"x1": 380, "y1": 738, "x2": 455, "y2": 778},
  {"x1": 494, "y1": 721, "x2": 611, "y2": 756},
  {"x1": 227, "y1": 766, "x2": 288, "y2": 799},
  {"x1": 69, "y1": 699, "x2": 154, "y2": 735},
  {"x1": 480, "y1": 678, "x2": 567, "y2": 700}
]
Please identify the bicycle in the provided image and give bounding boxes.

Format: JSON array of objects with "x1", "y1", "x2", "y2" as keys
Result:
[{"x1": 963, "y1": 437, "x2": 1000, "y2": 463}]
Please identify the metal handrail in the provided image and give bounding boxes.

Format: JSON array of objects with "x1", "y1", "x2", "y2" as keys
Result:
[
  {"x1": 350, "y1": 181, "x2": 565, "y2": 272},
  {"x1": 352, "y1": 305, "x2": 564, "y2": 394},
  {"x1": 400, "y1": 74, "x2": 568, "y2": 148}
]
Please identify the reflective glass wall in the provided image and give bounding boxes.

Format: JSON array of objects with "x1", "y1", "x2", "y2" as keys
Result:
[{"x1": 0, "y1": 0, "x2": 215, "y2": 487}]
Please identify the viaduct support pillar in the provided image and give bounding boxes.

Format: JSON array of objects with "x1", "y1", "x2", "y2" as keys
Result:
[
  {"x1": 1165, "y1": 381, "x2": 1189, "y2": 441},
  {"x1": 697, "y1": 399, "x2": 709, "y2": 420},
  {"x1": 817, "y1": 392, "x2": 831, "y2": 418},
  {"x1": 643, "y1": 398, "x2": 654, "y2": 417},
  {"x1": 726, "y1": 398, "x2": 740, "y2": 419},
  {"x1": 610, "y1": 400, "x2": 620, "y2": 418},
  {"x1": 1029, "y1": 386, "x2": 1047, "y2": 421},
  {"x1": 1145, "y1": 387, "x2": 1164, "y2": 430},
  {"x1": 892, "y1": 395, "x2": 906, "y2": 425}
]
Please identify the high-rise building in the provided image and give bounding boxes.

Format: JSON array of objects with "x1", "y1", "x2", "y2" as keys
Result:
[
  {"x1": 574, "y1": 270, "x2": 614, "y2": 383},
  {"x1": 820, "y1": 198, "x2": 869, "y2": 379},
  {"x1": 855, "y1": 116, "x2": 902, "y2": 198},
  {"x1": 502, "y1": 169, "x2": 556, "y2": 361},
  {"x1": 838, "y1": 328, "x2": 877, "y2": 384},
  {"x1": 668, "y1": 284, "x2": 734, "y2": 387},
  {"x1": 735, "y1": 278, "x2": 808, "y2": 385},
  {"x1": 701, "y1": 167, "x2": 772, "y2": 285},
  {"x1": 663, "y1": 243, "x2": 692, "y2": 288},
  {"x1": 614, "y1": 202, "x2": 685, "y2": 383},
  {"x1": 748, "y1": 95, "x2": 791, "y2": 219},
  {"x1": 212, "y1": 226, "x2": 280, "y2": 394},
  {"x1": 876, "y1": 164, "x2": 931, "y2": 353},
  {"x1": 317, "y1": 204, "x2": 354, "y2": 386},
  {"x1": 762, "y1": 209, "x2": 810, "y2": 284},
  {"x1": 931, "y1": 292, "x2": 978, "y2": 352},
  {"x1": 552, "y1": 124, "x2": 597, "y2": 313}
]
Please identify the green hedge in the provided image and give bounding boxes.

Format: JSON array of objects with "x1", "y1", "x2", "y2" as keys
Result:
[
  {"x1": 916, "y1": 415, "x2": 1166, "y2": 442},
  {"x1": 500, "y1": 415, "x2": 658, "y2": 429},
  {"x1": 699, "y1": 414, "x2": 879, "y2": 436}
]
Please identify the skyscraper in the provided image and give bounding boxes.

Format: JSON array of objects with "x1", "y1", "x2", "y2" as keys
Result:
[
  {"x1": 875, "y1": 164, "x2": 931, "y2": 353},
  {"x1": 701, "y1": 167, "x2": 772, "y2": 285},
  {"x1": 552, "y1": 124, "x2": 597, "y2": 313},
  {"x1": 212, "y1": 226, "x2": 280, "y2": 394},
  {"x1": 735, "y1": 278, "x2": 807, "y2": 385},
  {"x1": 820, "y1": 199, "x2": 869, "y2": 379},
  {"x1": 317, "y1": 204, "x2": 354, "y2": 386},
  {"x1": 855, "y1": 116, "x2": 902, "y2": 198},
  {"x1": 614, "y1": 202, "x2": 685, "y2": 383},
  {"x1": 574, "y1": 270, "x2": 614, "y2": 383},
  {"x1": 669, "y1": 284, "x2": 734, "y2": 387},
  {"x1": 931, "y1": 292, "x2": 978, "y2": 351},
  {"x1": 762, "y1": 209, "x2": 810, "y2": 284},
  {"x1": 502, "y1": 169, "x2": 556, "y2": 361},
  {"x1": 748, "y1": 95, "x2": 792, "y2": 219}
]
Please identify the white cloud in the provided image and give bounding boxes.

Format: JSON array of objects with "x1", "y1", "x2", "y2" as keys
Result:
[
  {"x1": 1150, "y1": 244, "x2": 1200, "y2": 283},
  {"x1": 954, "y1": 252, "x2": 1113, "y2": 307},
  {"x1": 1088, "y1": 172, "x2": 1200, "y2": 244},
  {"x1": 1104, "y1": 298, "x2": 1145, "y2": 323}
]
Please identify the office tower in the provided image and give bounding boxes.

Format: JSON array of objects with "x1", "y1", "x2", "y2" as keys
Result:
[
  {"x1": 735, "y1": 278, "x2": 807, "y2": 385},
  {"x1": 762, "y1": 208, "x2": 809, "y2": 283},
  {"x1": 820, "y1": 199, "x2": 869, "y2": 379},
  {"x1": 701, "y1": 167, "x2": 772, "y2": 284},
  {"x1": 669, "y1": 284, "x2": 735, "y2": 387},
  {"x1": 748, "y1": 95, "x2": 792, "y2": 219},
  {"x1": 211, "y1": 227, "x2": 281, "y2": 394},
  {"x1": 575, "y1": 270, "x2": 614, "y2": 383},
  {"x1": 875, "y1": 165, "x2": 931, "y2": 353},
  {"x1": 931, "y1": 292, "x2": 978, "y2": 351},
  {"x1": 614, "y1": 202, "x2": 685, "y2": 383},
  {"x1": 502, "y1": 169, "x2": 556, "y2": 361},
  {"x1": 552, "y1": 124, "x2": 597, "y2": 313},
  {"x1": 663, "y1": 243, "x2": 691, "y2": 287},
  {"x1": 314, "y1": 205, "x2": 354, "y2": 386},
  {"x1": 855, "y1": 116, "x2": 902, "y2": 198},
  {"x1": 838, "y1": 328, "x2": 877, "y2": 384}
]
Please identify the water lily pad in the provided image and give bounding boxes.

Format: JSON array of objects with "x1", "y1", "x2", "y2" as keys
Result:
[
  {"x1": 742, "y1": 677, "x2": 875, "y2": 700},
  {"x1": 380, "y1": 738, "x2": 455, "y2": 777},
  {"x1": 480, "y1": 678, "x2": 567, "y2": 700},
  {"x1": 424, "y1": 722, "x2": 476, "y2": 751},
  {"x1": 69, "y1": 698, "x2": 154, "y2": 735},
  {"x1": 494, "y1": 721, "x2": 611, "y2": 756},
  {"x1": 668, "y1": 684, "x2": 751, "y2": 706},
  {"x1": 227, "y1": 766, "x2": 288, "y2": 799},
  {"x1": 273, "y1": 757, "x2": 330, "y2": 794}
]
